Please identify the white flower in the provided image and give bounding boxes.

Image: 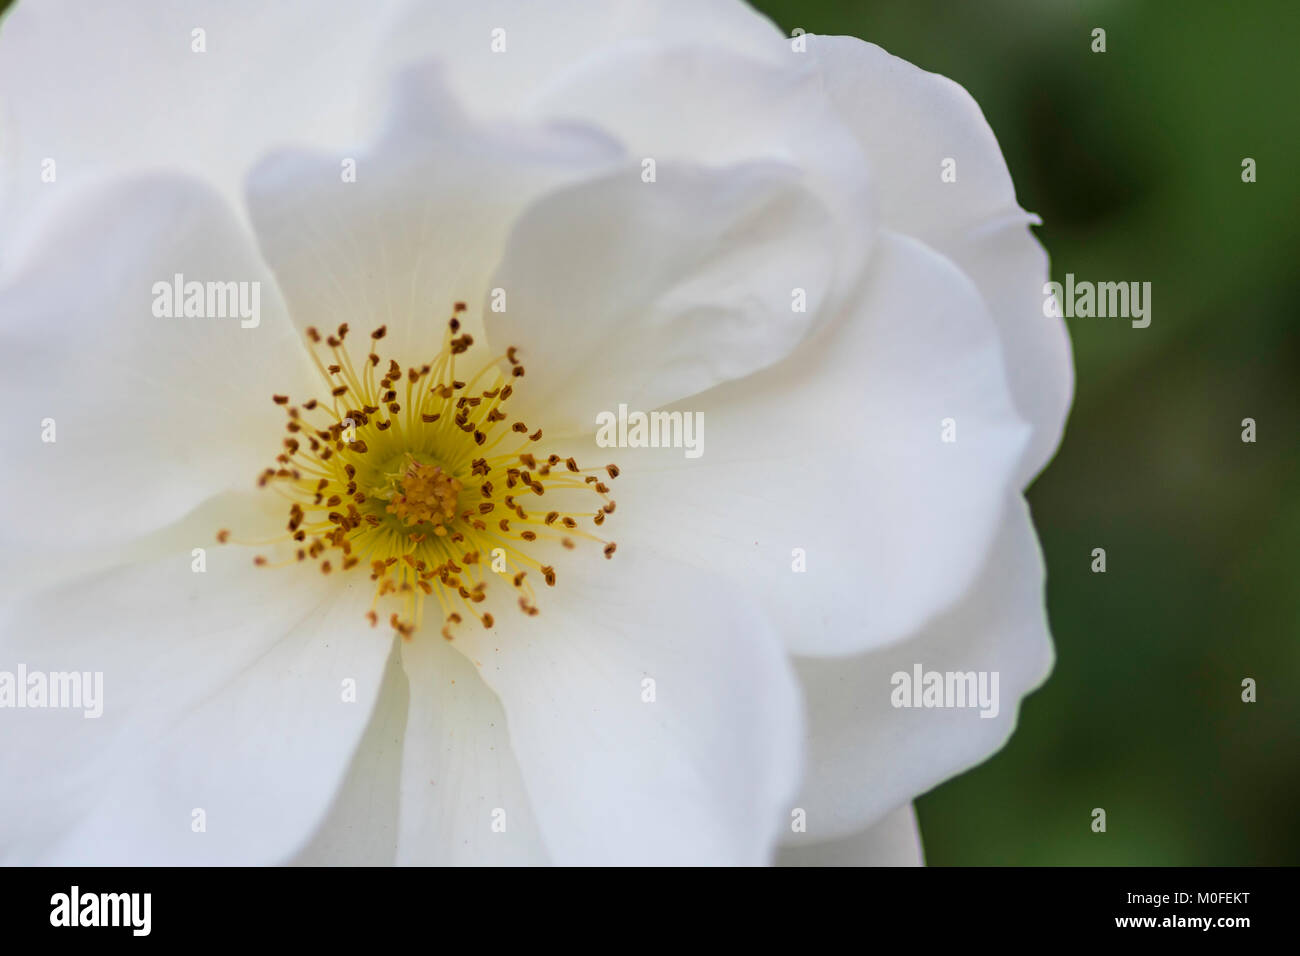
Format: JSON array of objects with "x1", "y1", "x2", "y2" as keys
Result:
[{"x1": 0, "y1": 0, "x2": 1072, "y2": 865}]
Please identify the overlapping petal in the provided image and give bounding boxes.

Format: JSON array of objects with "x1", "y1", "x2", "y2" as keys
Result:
[
  {"x1": 486, "y1": 161, "x2": 839, "y2": 434},
  {"x1": 0, "y1": 515, "x2": 393, "y2": 865},
  {"x1": 608, "y1": 233, "x2": 1031, "y2": 658},
  {"x1": 447, "y1": 546, "x2": 804, "y2": 865},
  {"x1": 0, "y1": 0, "x2": 403, "y2": 255},
  {"x1": 245, "y1": 64, "x2": 623, "y2": 364},
  {"x1": 778, "y1": 803, "x2": 923, "y2": 866},
  {"x1": 0, "y1": 173, "x2": 314, "y2": 552},
  {"x1": 365, "y1": 0, "x2": 788, "y2": 121},
  {"x1": 780, "y1": 498, "x2": 1054, "y2": 843},
  {"x1": 805, "y1": 35, "x2": 1073, "y2": 482},
  {"x1": 394, "y1": 635, "x2": 550, "y2": 865}
]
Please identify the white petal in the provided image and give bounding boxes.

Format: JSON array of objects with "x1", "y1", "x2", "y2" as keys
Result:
[
  {"x1": 611, "y1": 233, "x2": 1031, "y2": 657},
  {"x1": 291, "y1": 644, "x2": 408, "y2": 866},
  {"x1": 0, "y1": 540, "x2": 394, "y2": 865},
  {"x1": 522, "y1": 42, "x2": 876, "y2": 318},
  {"x1": 944, "y1": 217, "x2": 1072, "y2": 484},
  {"x1": 449, "y1": 546, "x2": 803, "y2": 865},
  {"x1": 781, "y1": 497, "x2": 1054, "y2": 844},
  {"x1": 367, "y1": 0, "x2": 787, "y2": 122},
  {"x1": 0, "y1": 173, "x2": 314, "y2": 550},
  {"x1": 245, "y1": 63, "x2": 623, "y2": 365},
  {"x1": 806, "y1": 35, "x2": 1072, "y2": 482},
  {"x1": 394, "y1": 634, "x2": 549, "y2": 865},
  {"x1": 778, "y1": 803, "x2": 923, "y2": 866},
  {"x1": 488, "y1": 161, "x2": 839, "y2": 435},
  {"x1": 293, "y1": 627, "x2": 551, "y2": 866},
  {"x1": 0, "y1": 0, "x2": 401, "y2": 252}
]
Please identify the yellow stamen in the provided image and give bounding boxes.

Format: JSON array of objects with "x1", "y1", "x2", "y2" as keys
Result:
[{"x1": 219, "y1": 307, "x2": 618, "y2": 641}]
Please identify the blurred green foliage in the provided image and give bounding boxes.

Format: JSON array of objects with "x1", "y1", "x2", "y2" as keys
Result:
[{"x1": 753, "y1": 0, "x2": 1300, "y2": 864}]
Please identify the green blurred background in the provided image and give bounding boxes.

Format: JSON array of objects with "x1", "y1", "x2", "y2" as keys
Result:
[{"x1": 751, "y1": 0, "x2": 1299, "y2": 863}]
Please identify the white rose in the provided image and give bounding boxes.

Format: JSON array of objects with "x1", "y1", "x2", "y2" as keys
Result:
[{"x1": 0, "y1": 0, "x2": 1072, "y2": 865}]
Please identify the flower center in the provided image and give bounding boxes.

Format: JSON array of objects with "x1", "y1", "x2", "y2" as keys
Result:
[
  {"x1": 385, "y1": 458, "x2": 462, "y2": 530},
  {"x1": 219, "y1": 305, "x2": 618, "y2": 640}
]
